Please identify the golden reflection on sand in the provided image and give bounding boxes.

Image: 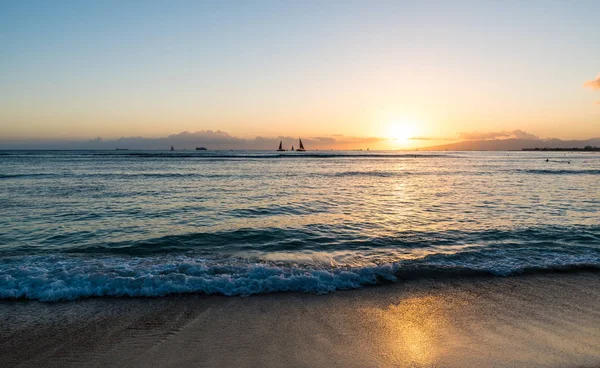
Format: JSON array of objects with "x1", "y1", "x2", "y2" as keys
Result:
[{"x1": 363, "y1": 295, "x2": 453, "y2": 367}]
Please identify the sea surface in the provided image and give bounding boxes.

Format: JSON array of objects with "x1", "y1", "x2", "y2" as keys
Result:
[{"x1": 0, "y1": 150, "x2": 599, "y2": 301}]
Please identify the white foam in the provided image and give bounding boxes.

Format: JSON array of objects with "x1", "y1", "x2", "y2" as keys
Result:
[{"x1": 1, "y1": 250, "x2": 598, "y2": 302}]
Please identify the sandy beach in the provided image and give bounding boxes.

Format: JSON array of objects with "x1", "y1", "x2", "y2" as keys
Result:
[{"x1": 2, "y1": 272, "x2": 599, "y2": 367}]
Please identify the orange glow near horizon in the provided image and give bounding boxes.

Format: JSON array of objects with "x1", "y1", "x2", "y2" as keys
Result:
[{"x1": 385, "y1": 119, "x2": 419, "y2": 143}]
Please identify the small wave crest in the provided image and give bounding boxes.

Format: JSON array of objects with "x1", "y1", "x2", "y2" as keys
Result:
[
  {"x1": 516, "y1": 169, "x2": 600, "y2": 175},
  {"x1": 0, "y1": 173, "x2": 59, "y2": 179},
  {"x1": 331, "y1": 170, "x2": 401, "y2": 178}
]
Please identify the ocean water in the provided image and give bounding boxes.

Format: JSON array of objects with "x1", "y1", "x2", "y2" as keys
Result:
[{"x1": 0, "y1": 150, "x2": 599, "y2": 301}]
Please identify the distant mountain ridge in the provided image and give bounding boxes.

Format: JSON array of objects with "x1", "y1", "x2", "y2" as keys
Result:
[{"x1": 421, "y1": 138, "x2": 600, "y2": 151}]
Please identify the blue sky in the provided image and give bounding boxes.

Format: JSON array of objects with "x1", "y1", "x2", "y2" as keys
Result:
[{"x1": 1, "y1": 1, "x2": 599, "y2": 147}]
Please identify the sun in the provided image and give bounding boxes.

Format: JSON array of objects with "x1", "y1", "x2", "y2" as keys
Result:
[{"x1": 386, "y1": 120, "x2": 417, "y2": 142}]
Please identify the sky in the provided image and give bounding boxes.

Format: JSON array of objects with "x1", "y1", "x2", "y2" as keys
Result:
[{"x1": 1, "y1": 0, "x2": 599, "y2": 149}]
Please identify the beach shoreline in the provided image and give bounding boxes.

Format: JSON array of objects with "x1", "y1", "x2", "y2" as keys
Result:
[{"x1": 2, "y1": 272, "x2": 599, "y2": 367}]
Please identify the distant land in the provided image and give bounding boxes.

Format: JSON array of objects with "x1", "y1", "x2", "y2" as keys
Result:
[
  {"x1": 523, "y1": 146, "x2": 600, "y2": 152},
  {"x1": 421, "y1": 138, "x2": 600, "y2": 151}
]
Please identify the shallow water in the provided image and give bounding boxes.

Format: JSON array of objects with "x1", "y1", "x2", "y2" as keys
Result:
[{"x1": 0, "y1": 150, "x2": 599, "y2": 301}]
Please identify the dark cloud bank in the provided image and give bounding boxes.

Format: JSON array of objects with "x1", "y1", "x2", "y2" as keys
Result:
[
  {"x1": 2, "y1": 129, "x2": 598, "y2": 151},
  {"x1": 0, "y1": 131, "x2": 385, "y2": 150}
]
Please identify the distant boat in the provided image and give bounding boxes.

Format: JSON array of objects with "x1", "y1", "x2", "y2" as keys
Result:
[
  {"x1": 296, "y1": 138, "x2": 306, "y2": 152},
  {"x1": 277, "y1": 141, "x2": 285, "y2": 151},
  {"x1": 115, "y1": 148, "x2": 129, "y2": 151},
  {"x1": 195, "y1": 146, "x2": 207, "y2": 151},
  {"x1": 170, "y1": 145, "x2": 175, "y2": 151},
  {"x1": 291, "y1": 145, "x2": 295, "y2": 151}
]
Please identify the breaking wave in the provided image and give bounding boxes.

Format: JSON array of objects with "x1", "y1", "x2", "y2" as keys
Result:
[{"x1": 2, "y1": 246, "x2": 599, "y2": 302}]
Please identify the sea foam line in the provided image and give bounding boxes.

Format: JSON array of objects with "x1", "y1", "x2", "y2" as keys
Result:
[{"x1": 1, "y1": 249, "x2": 599, "y2": 302}]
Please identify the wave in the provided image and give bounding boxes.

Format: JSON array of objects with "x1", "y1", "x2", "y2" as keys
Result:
[
  {"x1": 0, "y1": 170, "x2": 446, "y2": 181},
  {"x1": 2, "y1": 224, "x2": 599, "y2": 302},
  {"x1": 0, "y1": 173, "x2": 59, "y2": 179},
  {"x1": 2, "y1": 225, "x2": 598, "y2": 256},
  {"x1": 0, "y1": 172, "x2": 244, "y2": 180},
  {"x1": 516, "y1": 169, "x2": 600, "y2": 175},
  {"x1": 1, "y1": 247, "x2": 599, "y2": 301},
  {"x1": 85, "y1": 172, "x2": 232, "y2": 179},
  {"x1": 331, "y1": 170, "x2": 400, "y2": 178},
  {"x1": 227, "y1": 205, "x2": 317, "y2": 218}
]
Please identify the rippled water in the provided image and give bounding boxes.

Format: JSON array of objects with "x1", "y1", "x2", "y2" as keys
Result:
[{"x1": 0, "y1": 150, "x2": 599, "y2": 301}]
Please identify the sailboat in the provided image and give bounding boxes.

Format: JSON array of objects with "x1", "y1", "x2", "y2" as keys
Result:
[
  {"x1": 170, "y1": 145, "x2": 175, "y2": 151},
  {"x1": 296, "y1": 138, "x2": 306, "y2": 152},
  {"x1": 276, "y1": 141, "x2": 285, "y2": 151},
  {"x1": 291, "y1": 145, "x2": 295, "y2": 151}
]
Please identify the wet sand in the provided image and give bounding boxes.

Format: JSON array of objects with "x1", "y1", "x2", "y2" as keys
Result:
[{"x1": 1, "y1": 272, "x2": 600, "y2": 367}]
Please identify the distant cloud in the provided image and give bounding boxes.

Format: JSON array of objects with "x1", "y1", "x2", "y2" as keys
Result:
[
  {"x1": 1, "y1": 129, "x2": 549, "y2": 150},
  {"x1": 168, "y1": 130, "x2": 236, "y2": 141},
  {"x1": 459, "y1": 130, "x2": 539, "y2": 141},
  {"x1": 337, "y1": 136, "x2": 384, "y2": 144},
  {"x1": 459, "y1": 131, "x2": 511, "y2": 140},
  {"x1": 310, "y1": 137, "x2": 337, "y2": 144},
  {"x1": 584, "y1": 74, "x2": 600, "y2": 90},
  {"x1": 0, "y1": 130, "x2": 385, "y2": 150},
  {"x1": 512, "y1": 129, "x2": 539, "y2": 139},
  {"x1": 408, "y1": 136, "x2": 454, "y2": 141}
]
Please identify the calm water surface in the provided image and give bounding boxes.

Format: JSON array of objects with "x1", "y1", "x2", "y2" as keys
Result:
[{"x1": 0, "y1": 150, "x2": 598, "y2": 301}]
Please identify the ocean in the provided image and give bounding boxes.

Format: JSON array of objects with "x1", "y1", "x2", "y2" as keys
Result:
[{"x1": 0, "y1": 150, "x2": 598, "y2": 301}]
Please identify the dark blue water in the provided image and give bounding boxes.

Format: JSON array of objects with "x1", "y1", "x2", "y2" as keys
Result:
[{"x1": 1, "y1": 150, "x2": 599, "y2": 301}]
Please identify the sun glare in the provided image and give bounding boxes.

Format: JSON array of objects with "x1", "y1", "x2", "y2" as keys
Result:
[{"x1": 386, "y1": 120, "x2": 417, "y2": 142}]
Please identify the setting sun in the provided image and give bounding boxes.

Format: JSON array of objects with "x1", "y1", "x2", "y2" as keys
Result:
[{"x1": 386, "y1": 120, "x2": 418, "y2": 142}]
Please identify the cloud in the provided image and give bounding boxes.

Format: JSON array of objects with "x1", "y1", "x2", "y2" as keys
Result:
[
  {"x1": 310, "y1": 137, "x2": 337, "y2": 144},
  {"x1": 0, "y1": 131, "x2": 386, "y2": 150},
  {"x1": 584, "y1": 74, "x2": 600, "y2": 90},
  {"x1": 338, "y1": 136, "x2": 384, "y2": 144},
  {"x1": 168, "y1": 130, "x2": 236, "y2": 140},
  {"x1": 408, "y1": 137, "x2": 435, "y2": 140},
  {"x1": 512, "y1": 129, "x2": 539, "y2": 139},
  {"x1": 459, "y1": 130, "x2": 539, "y2": 141},
  {"x1": 408, "y1": 136, "x2": 454, "y2": 141},
  {"x1": 459, "y1": 131, "x2": 512, "y2": 140}
]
